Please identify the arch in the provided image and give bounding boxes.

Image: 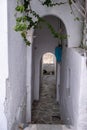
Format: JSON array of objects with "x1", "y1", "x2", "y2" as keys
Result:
[
  {"x1": 40, "y1": 52, "x2": 57, "y2": 87},
  {"x1": 31, "y1": 52, "x2": 60, "y2": 123},
  {"x1": 41, "y1": 52, "x2": 57, "y2": 76},
  {"x1": 31, "y1": 15, "x2": 67, "y2": 101},
  {"x1": 26, "y1": 5, "x2": 82, "y2": 122},
  {"x1": 30, "y1": 0, "x2": 82, "y2": 47},
  {"x1": 26, "y1": 14, "x2": 68, "y2": 122},
  {"x1": 42, "y1": 52, "x2": 56, "y2": 64},
  {"x1": 32, "y1": 14, "x2": 67, "y2": 47}
]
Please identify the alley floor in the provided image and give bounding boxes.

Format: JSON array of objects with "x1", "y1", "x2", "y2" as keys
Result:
[{"x1": 31, "y1": 74, "x2": 62, "y2": 124}]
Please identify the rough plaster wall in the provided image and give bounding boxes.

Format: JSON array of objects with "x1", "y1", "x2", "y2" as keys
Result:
[
  {"x1": 77, "y1": 50, "x2": 87, "y2": 130},
  {"x1": 0, "y1": 0, "x2": 8, "y2": 130},
  {"x1": 7, "y1": 0, "x2": 27, "y2": 129},
  {"x1": 26, "y1": 46, "x2": 32, "y2": 122},
  {"x1": 31, "y1": 0, "x2": 82, "y2": 48},
  {"x1": 60, "y1": 48, "x2": 84, "y2": 128}
]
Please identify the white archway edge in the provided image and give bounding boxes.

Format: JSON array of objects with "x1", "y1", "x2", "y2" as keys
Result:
[
  {"x1": 31, "y1": 0, "x2": 82, "y2": 47},
  {"x1": 26, "y1": 30, "x2": 33, "y2": 122},
  {"x1": 0, "y1": 0, "x2": 8, "y2": 130},
  {"x1": 26, "y1": 45, "x2": 32, "y2": 122}
]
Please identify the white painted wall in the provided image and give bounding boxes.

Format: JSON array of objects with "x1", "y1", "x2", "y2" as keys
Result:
[
  {"x1": 77, "y1": 49, "x2": 87, "y2": 130},
  {"x1": 60, "y1": 47, "x2": 84, "y2": 128},
  {"x1": 26, "y1": 46, "x2": 32, "y2": 122},
  {"x1": 7, "y1": 0, "x2": 27, "y2": 129},
  {"x1": 0, "y1": 0, "x2": 8, "y2": 130}
]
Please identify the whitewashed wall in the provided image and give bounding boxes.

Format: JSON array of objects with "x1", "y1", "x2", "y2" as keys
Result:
[
  {"x1": 0, "y1": 0, "x2": 8, "y2": 130},
  {"x1": 7, "y1": 0, "x2": 27, "y2": 130},
  {"x1": 77, "y1": 49, "x2": 87, "y2": 130},
  {"x1": 60, "y1": 48, "x2": 85, "y2": 128}
]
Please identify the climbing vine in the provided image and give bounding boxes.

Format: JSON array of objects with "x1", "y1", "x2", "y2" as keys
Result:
[{"x1": 14, "y1": 0, "x2": 86, "y2": 46}]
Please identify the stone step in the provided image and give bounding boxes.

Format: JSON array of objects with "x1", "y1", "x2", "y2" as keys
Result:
[{"x1": 19, "y1": 124, "x2": 74, "y2": 130}]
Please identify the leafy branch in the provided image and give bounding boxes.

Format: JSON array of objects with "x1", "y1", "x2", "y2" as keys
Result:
[
  {"x1": 14, "y1": 0, "x2": 86, "y2": 47},
  {"x1": 39, "y1": 0, "x2": 67, "y2": 7},
  {"x1": 14, "y1": 0, "x2": 69, "y2": 45}
]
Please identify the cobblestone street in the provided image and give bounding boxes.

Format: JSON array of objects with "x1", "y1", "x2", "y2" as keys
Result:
[{"x1": 32, "y1": 74, "x2": 62, "y2": 124}]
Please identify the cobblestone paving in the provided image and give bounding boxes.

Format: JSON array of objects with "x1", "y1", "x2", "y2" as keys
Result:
[{"x1": 32, "y1": 74, "x2": 62, "y2": 124}]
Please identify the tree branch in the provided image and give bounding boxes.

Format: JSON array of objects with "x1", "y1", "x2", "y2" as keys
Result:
[
  {"x1": 71, "y1": 0, "x2": 85, "y2": 18},
  {"x1": 77, "y1": 0, "x2": 85, "y2": 13}
]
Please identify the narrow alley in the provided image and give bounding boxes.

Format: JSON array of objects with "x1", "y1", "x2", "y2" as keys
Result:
[{"x1": 32, "y1": 70, "x2": 62, "y2": 124}]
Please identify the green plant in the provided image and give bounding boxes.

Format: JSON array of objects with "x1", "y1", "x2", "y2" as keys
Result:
[
  {"x1": 14, "y1": 0, "x2": 69, "y2": 45},
  {"x1": 14, "y1": 0, "x2": 86, "y2": 47}
]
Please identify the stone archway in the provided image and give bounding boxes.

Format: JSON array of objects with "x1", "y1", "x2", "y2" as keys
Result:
[
  {"x1": 31, "y1": 15, "x2": 67, "y2": 101},
  {"x1": 30, "y1": 15, "x2": 67, "y2": 123}
]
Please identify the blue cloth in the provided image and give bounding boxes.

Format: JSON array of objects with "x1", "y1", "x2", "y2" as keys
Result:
[{"x1": 55, "y1": 47, "x2": 62, "y2": 62}]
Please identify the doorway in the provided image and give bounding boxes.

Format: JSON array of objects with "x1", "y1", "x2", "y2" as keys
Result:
[
  {"x1": 32, "y1": 53, "x2": 62, "y2": 124},
  {"x1": 30, "y1": 15, "x2": 67, "y2": 124}
]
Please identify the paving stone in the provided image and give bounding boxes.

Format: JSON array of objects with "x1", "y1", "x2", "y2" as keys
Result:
[
  {"x1": 23, "y1": 124, "x2": 73, "y2": 130},
  {"x1": 32, "y1": 74, "x2": 63, "y2": 124}
]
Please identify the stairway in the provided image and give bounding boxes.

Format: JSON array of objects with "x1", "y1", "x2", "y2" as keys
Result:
[{"x1": 19, "y1": 124, "x2": 74, "y2": 130}]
